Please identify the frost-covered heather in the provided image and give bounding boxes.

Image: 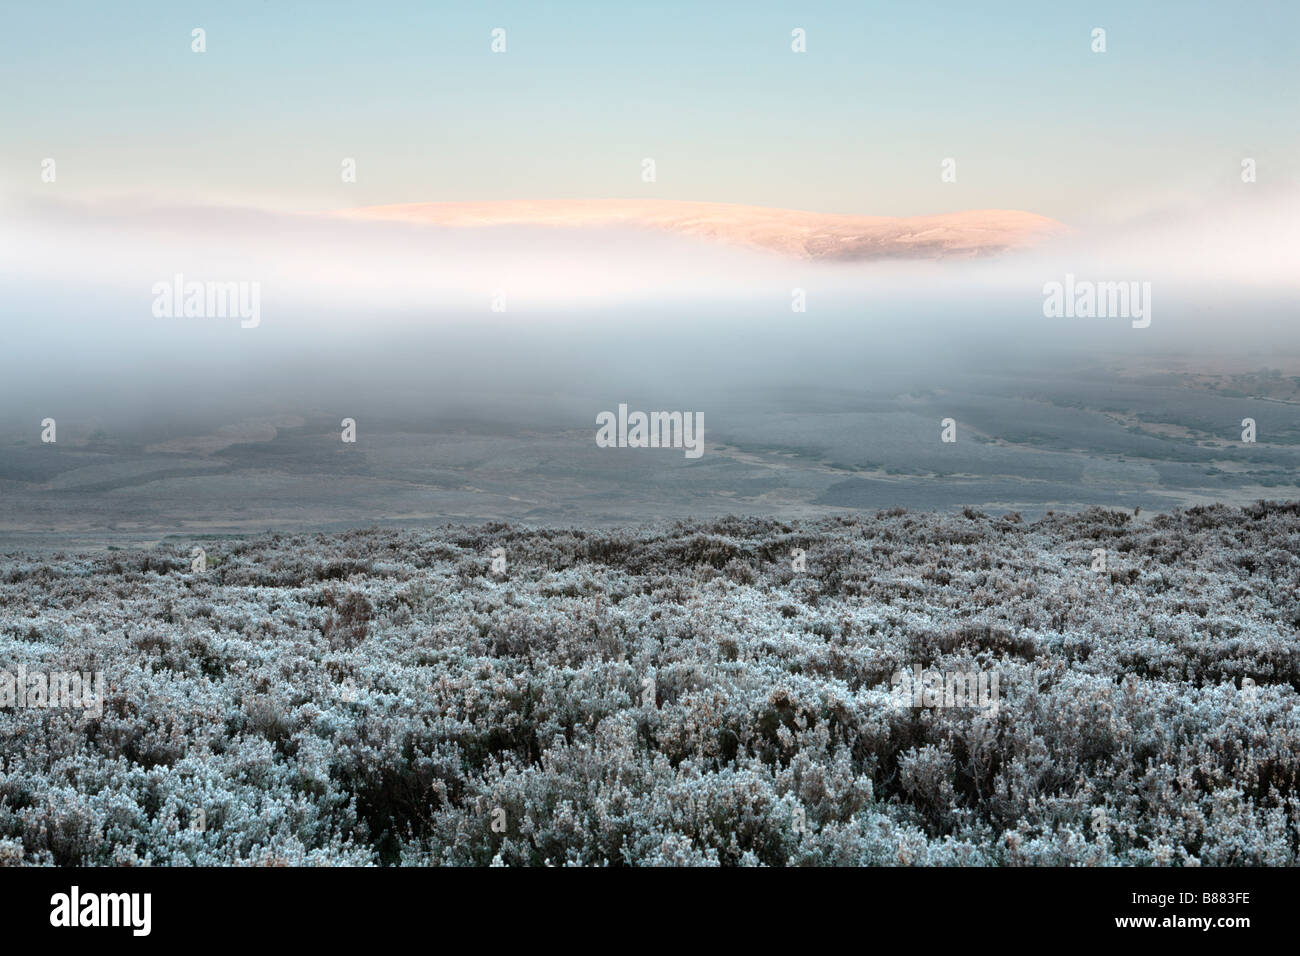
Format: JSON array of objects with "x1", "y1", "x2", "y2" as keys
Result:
[{"x1": 1, "y1": 502, "x2": 1299, "y2": 866}]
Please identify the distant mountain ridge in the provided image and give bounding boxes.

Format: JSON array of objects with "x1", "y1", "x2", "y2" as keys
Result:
[{"x1": 340, "y1": 199, "x2": 1067, "y2": 261}]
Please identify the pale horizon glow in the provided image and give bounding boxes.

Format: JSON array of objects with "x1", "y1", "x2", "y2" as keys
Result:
[{"x1": 2, "y1": 1, "x2": 1297, "y2": 222}]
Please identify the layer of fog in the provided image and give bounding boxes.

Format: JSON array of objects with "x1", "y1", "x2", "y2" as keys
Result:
[{"x1": 1, "y1": 188, "x2": 1296, "y2": 438}]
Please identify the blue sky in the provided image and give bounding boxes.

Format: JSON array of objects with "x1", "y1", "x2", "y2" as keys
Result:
[{"x1": 2, "y1": 0, "x2": 1296, "y2": 220}]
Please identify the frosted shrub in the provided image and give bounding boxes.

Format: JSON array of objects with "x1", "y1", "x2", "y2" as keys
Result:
[{"x1": 0, "y1": 503, "x2": 1297, "y2": 864}]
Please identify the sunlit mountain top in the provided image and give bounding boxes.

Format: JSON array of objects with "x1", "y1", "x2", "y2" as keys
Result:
[{"x1": 341, "y1": 199, "x2": 1067, "y2": 261}]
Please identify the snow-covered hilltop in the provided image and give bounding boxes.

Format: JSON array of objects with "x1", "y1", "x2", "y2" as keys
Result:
[
  {"x1": 1, "y1": 502, "x2": 1296, "y2": 865},
  {"x1": 340, "y1": 199, "x2": 1066, "y2": 261}
]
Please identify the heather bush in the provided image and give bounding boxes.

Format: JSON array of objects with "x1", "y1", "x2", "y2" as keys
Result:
[{"x1": 0, "y1": 503, "x2": 1297, "y2": 865}]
